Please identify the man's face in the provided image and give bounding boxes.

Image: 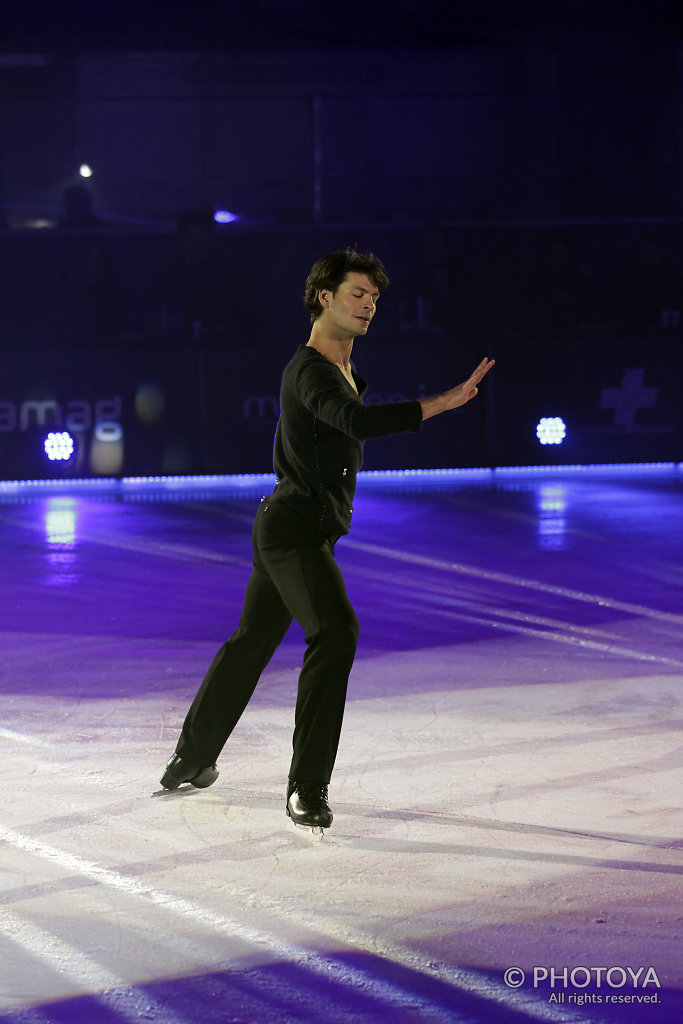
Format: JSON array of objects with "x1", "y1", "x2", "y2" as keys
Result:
[{"x1": 319, "y1": 272, "x2": 379, "y2": 337}]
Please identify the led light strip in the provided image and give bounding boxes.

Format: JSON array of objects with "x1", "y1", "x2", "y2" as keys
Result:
[{"x1": 0, "y1": 463, "x2": 678, "y2": 495}]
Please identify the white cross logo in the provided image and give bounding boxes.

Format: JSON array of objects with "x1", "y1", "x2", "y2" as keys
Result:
[{"x1": 599, "y1": 369, "x2": 658, "y2": 430}]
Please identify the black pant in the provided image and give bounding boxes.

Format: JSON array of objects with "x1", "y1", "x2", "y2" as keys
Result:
[{"x1": 175, "y1": 499, "x2": 359, "y2": 784}]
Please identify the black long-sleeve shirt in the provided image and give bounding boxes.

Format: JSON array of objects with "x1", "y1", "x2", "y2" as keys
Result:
[{"x1": 268, "y1": 345, "x2": 423, "y2": 536}]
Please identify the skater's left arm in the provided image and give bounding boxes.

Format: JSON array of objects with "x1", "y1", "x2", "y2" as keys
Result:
[
  {"x1": 299, "y1": 362, "x2": 423, "y2": 440},
  {"x1": 419, "y1": 358, "x2": 495, "y2": 421}
]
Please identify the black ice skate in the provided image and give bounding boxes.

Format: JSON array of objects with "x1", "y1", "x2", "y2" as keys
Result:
[
  {"x1": 286, "y1": 781, "x2": 333, "y2": 839},
  {"x1": 160, "y1": 754, "x2": 219, "y2": 790}
]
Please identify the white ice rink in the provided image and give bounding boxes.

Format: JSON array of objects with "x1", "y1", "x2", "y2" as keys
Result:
[{"x1": 1, "y1": 468, "x2": 681, "y2": 1023}]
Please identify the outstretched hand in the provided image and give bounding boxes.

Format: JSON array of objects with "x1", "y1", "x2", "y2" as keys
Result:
[{"x1": 419, "y1": 357, "x2": 495, "y2": 421}]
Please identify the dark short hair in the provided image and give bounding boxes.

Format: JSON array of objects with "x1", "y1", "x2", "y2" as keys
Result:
[{"x1": 304, "y1": 248, "x2": 390, "y2": 322}]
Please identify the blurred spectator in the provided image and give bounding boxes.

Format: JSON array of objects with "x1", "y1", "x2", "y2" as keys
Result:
[
  {"x1": 59, "y1": 185, "x2": 103, "y2": 229},
  {"x1": 516, "y1": 231, "x2": 604, "y2": 341},
  {"x1": 47, "y1": 236, "x2": 128, "y2": 348},
  {"x1": 614, "y1": 232, "x2": 683, "y2": 339},
  {"x1": 398, "y1": 222, "x2": 489, "y2": 344},
  {"x1": 150, "y1": 204, "x2": 248, "y2": 345}
]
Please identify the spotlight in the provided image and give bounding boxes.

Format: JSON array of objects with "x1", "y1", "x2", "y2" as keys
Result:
[
  {"x1": 536, "y1": 417, "x2": 566, "y2": 445},
  {"x1": 44, "y1": 431, "x2": 75, "y2": 461},
  {"x1": 79, "y1": 164, "x2": 93, "y2": 178}
]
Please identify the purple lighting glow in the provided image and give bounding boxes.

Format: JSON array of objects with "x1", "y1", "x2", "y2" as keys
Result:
[{"x1": 213, "y1": 209, "x2": 238, "y2": 224}]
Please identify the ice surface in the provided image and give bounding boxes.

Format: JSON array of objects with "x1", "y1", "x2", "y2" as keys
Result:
[{"x1": 1, "y1": 469, "x2": 681, "y2": 1023}]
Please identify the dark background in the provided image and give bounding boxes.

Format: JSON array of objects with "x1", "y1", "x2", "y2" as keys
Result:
[{"x1": 1, "y1": 1, "x2": 682, "y2": 478}]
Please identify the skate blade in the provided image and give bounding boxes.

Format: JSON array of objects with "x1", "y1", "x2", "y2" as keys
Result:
[{"x1": 288, "y1": 819, "x2": 325, "y2": 841}]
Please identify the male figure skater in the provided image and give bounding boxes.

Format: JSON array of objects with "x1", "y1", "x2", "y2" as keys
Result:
[{"x1": 161, "y1": 248, "x2": 493, "y2": 833}]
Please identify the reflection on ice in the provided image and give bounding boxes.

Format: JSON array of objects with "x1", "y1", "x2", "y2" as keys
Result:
[
  {"x1": 537, "y1": 483, "x2": 567, "y2": 550},
  {"x1": 45, "y1": 499, "x2": 77, "y2": 546},
  {"x1": 44, "y1": 497, "x2": 79, "y2": 586}
]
